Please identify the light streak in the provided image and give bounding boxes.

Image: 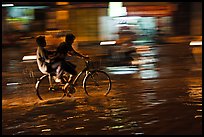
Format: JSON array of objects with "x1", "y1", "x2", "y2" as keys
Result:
[
  {"x1": 100, "y1": 41, "x2": 116, "y2": 45},
  {"x1": 189, "y1": 41, "x2": 202, "y2": 46},
  {"x1": 2, "y1": 4, "x2": 14, "y2": 7}
]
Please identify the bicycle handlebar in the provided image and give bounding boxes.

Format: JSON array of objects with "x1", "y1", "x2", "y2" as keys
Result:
[
  {"x1": 83, "y1": 57, "x2": 90, "y2": 65},
  {"x1": 81, "y1": 56, "x2": 93, "y2": 68}
]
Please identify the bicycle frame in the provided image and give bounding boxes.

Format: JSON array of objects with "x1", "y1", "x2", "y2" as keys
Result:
[{"x1": 72, "y1": 60, "x2": 92, "y2": 86}]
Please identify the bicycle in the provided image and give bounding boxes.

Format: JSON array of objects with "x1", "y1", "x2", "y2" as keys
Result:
[{"x1": 35, "y1": 58, "x2": 112, "y2": 100}]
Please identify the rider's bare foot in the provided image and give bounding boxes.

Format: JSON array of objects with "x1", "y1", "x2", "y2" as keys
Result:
[{"x1": 55, "y1": 78, "x2": 61, "y2": 83}]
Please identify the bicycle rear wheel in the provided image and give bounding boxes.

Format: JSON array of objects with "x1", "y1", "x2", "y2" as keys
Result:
[
  {"x1": 36, "y1": 75, "x2": 66, "y2": 100},
  {"x1": 83, "y1": 70, "x2": 111, "y2": 97}
]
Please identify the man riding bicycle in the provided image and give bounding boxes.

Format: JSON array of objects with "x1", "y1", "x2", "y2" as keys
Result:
[
  {"x1": 52, "y1": 33, "x2": 89, "y2": 84},
  {"x1": 36, "y1": 33, "x2": 88, "y2": 92}
]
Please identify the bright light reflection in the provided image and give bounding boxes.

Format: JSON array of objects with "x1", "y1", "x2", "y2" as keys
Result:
[
  {"x1": 100, "y1": 41, "x2": 116, "y2": 45},
  {"x1": 139, "y1": 70, "x2": 159, "y2": 79},
  {"x1": 6, "y1": 82, "x2": 20, "y2": 86},
  {"x1": 106, "y1": 66, "x2": 138, "y2": 75},
  {"x1": 109, "y1": 2, "x2": 127, "y2": 17},
  {"x1": 189, "y1": 41, "x2": 202, "y2": 46},
  {"x1": 75, "y1": 127, "x2": 85, "y2": 130},
  {"x1": 41, "y1": 129, "x2": 51, "y2": 132},
  {"x1": 131, "y1": 58, "x2": 158, "y2": 65},
  {"x1": 22, "y1": 55, "x2": 37, "y2": 61},
  {"x1": 2, "y1": 4, "x2": 14, "y2": 7}
]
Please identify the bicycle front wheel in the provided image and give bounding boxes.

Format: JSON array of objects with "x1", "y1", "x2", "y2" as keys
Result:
[
  {"x1": 83, "y1": 70, "x2": 111, "y2": 97},
  {"x1": 36, "y1": 75, "x2": 66, "y2": 100}
]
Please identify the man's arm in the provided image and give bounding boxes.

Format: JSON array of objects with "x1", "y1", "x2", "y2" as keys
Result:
[{"x1": 70, "y1": 46, "x2": 89, "y2": 59}]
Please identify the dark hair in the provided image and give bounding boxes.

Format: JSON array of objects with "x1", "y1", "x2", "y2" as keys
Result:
[
  {"x1": 65, "y1": 33, "x2": 75, "y2": 43},
  {"x1": 36, "y1": 35, "x2": 46, "y2": 47}
]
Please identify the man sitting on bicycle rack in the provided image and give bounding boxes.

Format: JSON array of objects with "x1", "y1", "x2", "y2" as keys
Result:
[
  {"x1": 36, "y1": 35, "x2": 61, "y2": 76},
  {"x1": 53, "y1": 33, "x2": 89, "y2": 87}
]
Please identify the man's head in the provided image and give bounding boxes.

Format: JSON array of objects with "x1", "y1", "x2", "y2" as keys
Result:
[
  {"x1": 36, "y1": 35, "x2": 46, "y2": 47},
  {"x1": 65, "y1": 33, "x2": 75, "y2": 44}
]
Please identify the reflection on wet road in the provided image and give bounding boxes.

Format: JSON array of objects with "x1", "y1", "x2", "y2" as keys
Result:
[{"x1": 2, "y1": 43, "x2": 202, "y2": 135}]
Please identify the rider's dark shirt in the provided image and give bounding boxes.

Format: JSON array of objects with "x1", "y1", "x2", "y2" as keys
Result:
[{"x1": 55, "y1": 42, "x2": 74, "y2": 61}]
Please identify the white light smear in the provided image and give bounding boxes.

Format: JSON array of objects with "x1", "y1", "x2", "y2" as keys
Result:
[
  {"x1": 100, "y1": 41, "x2": 116, "y2": 45},
  {"x1": 2, "y1": 4, "x2": 14, "y2": 7},
  {"x1": 140, "y1": 70, "x2": 159, "y2": 79},
  {"x1": 106, "y1": 66, "x2": 138, "y2": 74},
  {"x1": 7, "y1": 82, "x2": 20, "y2": 86},
  {"x1": 131, "y1": 58, "x2": 158, "y2": 65},
  {"x1": 22, "y1": 55, "x2": 37, "y2": 61},
  {"x1": 41, "y1": 129, "x2": 51, "y2": 132},
  {"x1": 189, "y1": 41, "x2": 202, "y2": 46},
  {"x1": 109, "y1": 2, "x2": 127, "y2": 17},
  {"x1": 75, "y1": 127, "x2": 85, "y2": 130},
  {"x1": 106, "y1": 66, "x2": 137, "y2": 71},
  {"x1": 109, "y1": 70, "x2": 136, "y2": 75},
  {"x1": 116, "y1": 24, "x2": 136, "y2": 27}
]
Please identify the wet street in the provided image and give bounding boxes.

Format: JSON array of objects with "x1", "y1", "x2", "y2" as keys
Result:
[{"x1": 2, "y1": 42, "x2": 202, "y2": 135}]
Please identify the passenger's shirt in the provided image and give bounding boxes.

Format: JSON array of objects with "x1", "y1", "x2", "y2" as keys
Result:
[{"x1": 36, "y1": 46, "x2": 50, "y2": 74}]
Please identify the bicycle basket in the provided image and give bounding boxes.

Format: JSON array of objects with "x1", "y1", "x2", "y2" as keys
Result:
[{"x1": 88, "y1": 60, "x2": 101, "y2": 70}]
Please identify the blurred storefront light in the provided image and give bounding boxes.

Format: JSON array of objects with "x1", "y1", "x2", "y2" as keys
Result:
[
  {"x1": 126, "y1": 4, "x2": 176, "y2": 17},
  {"x1": 106, "y1": 66, "x2": 138, "y2": 75},
  {"x1": 2, "y1": 4, "x2": 14, "y2": 7},
  {"x1": 100, "y1": 41, "x2": 116, "y2": 45},
  {"x1": 56, "y1": 2, "x2": 69, "y2": 5},
  {"x1": 108, "y1": 2, "x2": 127, "y2": 17},
  {"x1": 22, "y1": 55, "x2": 37, "y2": 61},
  {"x1": 189, "y1": 41, "x2": 202, "y2": 46}
]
